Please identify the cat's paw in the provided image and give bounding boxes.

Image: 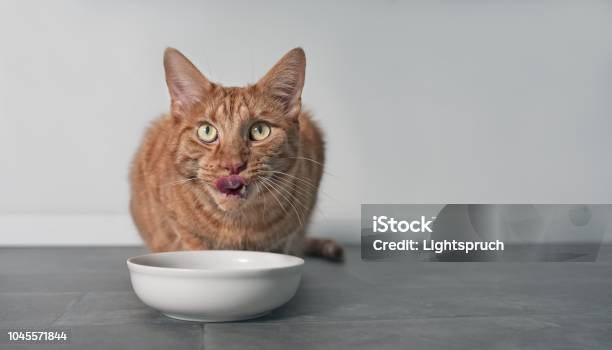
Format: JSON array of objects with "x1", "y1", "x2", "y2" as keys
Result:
[
  {"x1": 305, "y1": 237, "x2": 344, "y2": 262},
  {"x1": 323, "y1": 240, "x2": 344, "y2": 261}
]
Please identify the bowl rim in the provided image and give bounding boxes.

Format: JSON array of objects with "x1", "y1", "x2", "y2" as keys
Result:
[{"x1": 127, "y1": 250, "x2": 304, "y2": 277}]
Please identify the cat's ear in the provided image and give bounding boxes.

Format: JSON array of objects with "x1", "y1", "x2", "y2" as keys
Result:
[
  {"x1": 164, "y1": 48, "x2": 213, "y2": 115},
  {"x1": 257, "y1": 48, "x2": 306, "y2": 118}
]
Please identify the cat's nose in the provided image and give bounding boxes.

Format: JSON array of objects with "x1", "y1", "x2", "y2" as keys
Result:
[{"x1": 222, "y1": 161, "x2": 247, "y2": 175}]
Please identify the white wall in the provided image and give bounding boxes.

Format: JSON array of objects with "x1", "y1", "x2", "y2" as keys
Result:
[{"x1": 1, "y1": 1, "x2": 611, "y2": 245}]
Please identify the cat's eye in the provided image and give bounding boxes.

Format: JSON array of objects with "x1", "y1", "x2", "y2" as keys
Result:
[
  {"x1": 197, "y1": 123, "x2": 218, "y2": 143},
  {"x1": 249, "y1": 122, "x2": 271, "y2": 141}
]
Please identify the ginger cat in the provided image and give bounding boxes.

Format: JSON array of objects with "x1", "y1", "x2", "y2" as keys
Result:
[{"x1": 130, "y1": 47, "x2": 343, "y2": 260}]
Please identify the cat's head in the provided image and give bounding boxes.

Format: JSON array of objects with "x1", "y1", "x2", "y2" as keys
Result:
[{"x1": 163, "y1": 48, "x2": 305, "y2": 211}]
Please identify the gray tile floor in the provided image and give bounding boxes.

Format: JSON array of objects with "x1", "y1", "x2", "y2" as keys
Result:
[{"x1": 1, "y1": 246, "x2": 611, "y2": 349}]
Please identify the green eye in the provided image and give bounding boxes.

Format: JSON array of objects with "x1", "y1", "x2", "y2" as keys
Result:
[
  {"x1": 250, "y1": 122, "x2": 271, "y2": 141},
  {"x1": 197, "y1": 123, "x2": 218, "y2": 143}
]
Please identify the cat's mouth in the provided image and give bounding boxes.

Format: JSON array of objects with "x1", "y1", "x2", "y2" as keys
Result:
[{"x1": 214, "y1": 175, "x2": 247, "y2": 198}]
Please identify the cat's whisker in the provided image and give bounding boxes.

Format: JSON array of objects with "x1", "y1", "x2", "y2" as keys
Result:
[
  {"x1": 259, "y1": 170, "x2": 322, "y2": 199},
  {"x1": 260, "y1": 170, "x2": 318, "y2": 188},
  {"x1": 259, "y1": 178, "x2": 305, "y2": 222},
  {"x1": 258, "y1": 179, "x2": 289, "y2": 217},
  {"x1": 264, "y1": 176, "x2": 330, "y2": 220},
  {"x1": 271, "y1": 191, "x2": 305, "y2": 229},
  {"x1": 287, "y1": 156, "x2": 324, "y2": 167},
  {"x1": 254, "y1": 182, "x2": 266, "y2": 220},
  {"x1": 264, "y1": 175, "x2": 314, "y2": 202},
  {"x1": 259, "y1": 178, "x2": 304, "y2": 227},
  {"x1": 278, "y1": 156, "x2": 338, "y2": 178},
  {"x1": 264, "y1": 170, "x2": 338, "y2": 203},
  {"x1": 160, "y1": 177, "x2": 198, "y2": 188},
  {"x1": 265, "y1": 175, "x2": 331, "y2": 220},
  {"x1": 259, "y1": 178, "x2": 303, "y2": 227},
  {"x1": 260, "y1": 177, "x2": 309, "y2": 212}
]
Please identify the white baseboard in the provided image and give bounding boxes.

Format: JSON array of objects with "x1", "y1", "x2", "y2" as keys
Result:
[
  {"x1": 0, "y1": 214, "x2": 142, "y2": 246},
  {"x1": 0, "y1": 214, "x2": 359, "y2": 246}
]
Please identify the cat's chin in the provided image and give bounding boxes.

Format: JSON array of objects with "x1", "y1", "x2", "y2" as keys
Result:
[
  {"x1": 215, "y1": 194, "x2": 247, "y2": 211},
  {"x1": 209, "y1": 185, "x2": 249, "y2": 212}
]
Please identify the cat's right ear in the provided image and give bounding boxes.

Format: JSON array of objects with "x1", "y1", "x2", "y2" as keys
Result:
[
  {"x1": 256, "y1": 48, "x2": 306, "y2": 118},
  {"x1": 164, "y1": 48, "x2": 213, "y2": 116}
]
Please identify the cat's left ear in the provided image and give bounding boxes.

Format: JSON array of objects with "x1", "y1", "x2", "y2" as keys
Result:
[
  {"x1": 164, "y1": 48, "x2": 213, "y2": 116},
  {"x1": 257, "y1": 48, "x2": 306, "y2": 118}
]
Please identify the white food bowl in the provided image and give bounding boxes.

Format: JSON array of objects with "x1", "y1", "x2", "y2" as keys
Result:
[{"x1": 127, "y1": 250, "x2": 304, "y2": 322}]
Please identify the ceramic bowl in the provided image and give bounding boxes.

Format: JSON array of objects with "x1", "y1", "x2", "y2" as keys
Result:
[{"x1": 127, "y1": 250, "x2": 304, "y2": 322}]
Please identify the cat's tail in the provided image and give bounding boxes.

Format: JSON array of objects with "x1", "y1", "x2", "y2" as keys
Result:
[{"x1": 303, "y1": 237, "x2": 344, "y2": 262}]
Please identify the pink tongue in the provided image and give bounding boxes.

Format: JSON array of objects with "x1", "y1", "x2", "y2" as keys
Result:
[{"x1": 215, "y1": 175, "x2": 245, "y2": 194}]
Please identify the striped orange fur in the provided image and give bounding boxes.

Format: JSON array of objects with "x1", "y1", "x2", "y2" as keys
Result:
[{"x1": 129, "y1": 48, "x2": 343, "y2": 260}]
